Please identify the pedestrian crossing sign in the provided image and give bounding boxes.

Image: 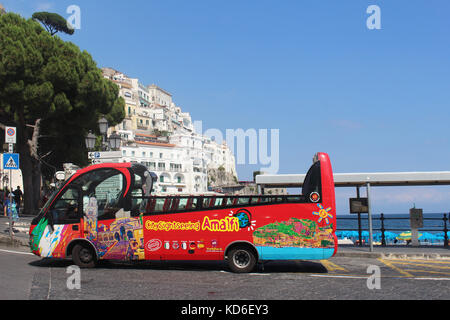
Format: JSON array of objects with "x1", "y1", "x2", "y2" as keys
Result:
[{"x1": 2, "y1": 153, "x2": 19, "y2": 170}]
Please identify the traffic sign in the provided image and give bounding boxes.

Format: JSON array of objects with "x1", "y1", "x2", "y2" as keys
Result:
[
  {"x1": 88, "y1": 151, "x2": 121, "y2": 159},
  {"x1": 89, "y1": 151, "x2": 101, "y2": 159},
  {"x1": 2, "y1": 153, "x2": 20, "y2": 170},
  {"x1": 5, "y1": 127, "x2": 16, "y2": 144}
]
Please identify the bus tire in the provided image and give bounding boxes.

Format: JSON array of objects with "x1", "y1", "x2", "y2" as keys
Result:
[
  {"x1": 72, "y1": 243, "x2": 97, "y2": 268},
  {"x1": 227, "y1": 247, "x2": 257, "y2": 273}
]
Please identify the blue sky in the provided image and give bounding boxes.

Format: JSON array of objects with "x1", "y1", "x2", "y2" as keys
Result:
[{"x1": 3, "y1": 1, "x2": 450, "y2": 214}]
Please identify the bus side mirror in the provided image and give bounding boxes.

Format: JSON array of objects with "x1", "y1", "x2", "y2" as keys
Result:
[{"x1": 46, "y1": 211, "x2": 55, "y2": 233}]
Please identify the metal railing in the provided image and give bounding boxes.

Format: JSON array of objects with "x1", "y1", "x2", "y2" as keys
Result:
[{"x1": 337, "y1": 213, "x2": 449, "y2": 247}]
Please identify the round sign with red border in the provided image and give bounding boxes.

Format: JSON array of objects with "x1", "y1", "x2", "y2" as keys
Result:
[{"x1": 7, "y1": 128, "x2": 15, "y2": 137}]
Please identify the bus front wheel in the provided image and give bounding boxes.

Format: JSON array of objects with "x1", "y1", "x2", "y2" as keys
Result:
[
  {"x1": 72, "y1": 243, "x2": 97, "y2": 268},
  {"x1": 227, "y1": 247, "x2": 257, "y2": 273}
]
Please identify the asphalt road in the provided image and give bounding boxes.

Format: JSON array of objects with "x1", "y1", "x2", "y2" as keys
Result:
[{"x1": 1, "y1": 245, "x2": 449, "y2": 301}]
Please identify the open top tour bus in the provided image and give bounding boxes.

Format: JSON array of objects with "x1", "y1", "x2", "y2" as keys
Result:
[{"x1": 29, "y1": 152, "x2": 337, "y2": 273}]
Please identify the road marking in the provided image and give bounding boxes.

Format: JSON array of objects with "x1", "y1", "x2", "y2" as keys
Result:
[
  {"x1": 310, "y1": 274, "x2": 367, "y2": 279},
  {"x1": 0, "y1": 249, "x2": 33, "y2": 256},
  {"x1": 388, "y1": 262, "x2": 450, "y2": 275},
  {"x1": 413, "y1": 277, "x2": 450, "y2": 281},
  {"x1": 401, "y1": 269, "x2": 450, "y2": 276},
  {"x1": 386, "y1": 258, "x2": 450, "y2": 264},
  {"x1": 390, "y1": 261, "x2": 450, "y2": 271},
  {"x1": 320, "y1": 260, "x2": 348, "y2": 272},
  {"x1": 310, "y1": 274, "x2": 450, "y2": 281},
  {"x1": 378, "y1": 258, "x2": 413, "y2": 277},
  {"x1": 379, "y1": 258, "x2": 450, "y2": 277}
]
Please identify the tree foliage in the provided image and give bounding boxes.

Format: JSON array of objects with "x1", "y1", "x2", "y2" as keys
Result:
[
  {"x1": 0, "y1": 13, "x2": 125, "y2": 213},
  {"x1": 32, "y1": 11, "x2": 74, "y2": 36}
]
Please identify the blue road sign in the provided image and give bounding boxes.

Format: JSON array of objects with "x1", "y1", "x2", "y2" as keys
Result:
[{"x1": 2, "y1": 153, "x2": 20, "y2": 170}]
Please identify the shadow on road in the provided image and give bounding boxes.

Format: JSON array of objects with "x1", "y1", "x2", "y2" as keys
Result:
[{"x1": 29, "y1": 258, "x2": 328, "y2": 274}]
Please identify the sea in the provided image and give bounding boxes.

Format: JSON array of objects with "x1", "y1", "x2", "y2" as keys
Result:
[
  {"x1": 336, "y1": 213, "x2": 448, "y2": 233},
  {"x1": 335, "y1": 213, "x2": 449, "y2": 244}
]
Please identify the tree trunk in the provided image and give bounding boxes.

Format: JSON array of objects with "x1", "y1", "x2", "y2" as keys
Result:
[
  {"x1": 18, "y1": 142, "x2": 36, "y2": 215},
  {"x1": 28, "y1": 119, "x2": 42, "y2": 212},
  {"x1": 14, "y1": 119, "x2": 42, "y2": 216}
]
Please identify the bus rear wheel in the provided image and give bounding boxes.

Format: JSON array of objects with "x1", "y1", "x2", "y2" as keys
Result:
[
  {"x1": 227, "y1": 247, "x2": 257, "y2": 273},
  {"x1": 72, "y1": 243, "x2": 97, "y2": 268}
]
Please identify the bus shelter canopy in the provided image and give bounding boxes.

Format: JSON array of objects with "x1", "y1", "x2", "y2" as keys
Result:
[{"x1": 255, "y1": 171, "x2": 450, "y2": 188}]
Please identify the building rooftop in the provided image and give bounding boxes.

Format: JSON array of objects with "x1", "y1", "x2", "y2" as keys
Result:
[{"x1": 135, "y1": 140, "x2": 176, "y2": 148}]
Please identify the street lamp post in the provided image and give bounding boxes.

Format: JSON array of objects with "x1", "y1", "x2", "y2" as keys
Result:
[
  {"x1": 98, "y1": 117, "x2": 109, "y2": 151},
  {"x1": 85, "y1": 116, "x2": 122, "y2": 163},
  {"x1": 108, "y1": 132, "x2": 121, "y2": 151},
  {"x1": 85, "y1": 132, "x2": 96, "y2": 151}
]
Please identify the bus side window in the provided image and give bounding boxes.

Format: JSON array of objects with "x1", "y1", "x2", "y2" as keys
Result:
[
  {"x1": 202, "y1": 197, "x2": 210, "y2": 208},
  {"x1": 163, "y1": 198, "x2": 172, "y2": 212},
  {"x1": 302, "y1": 161, "x2": 322, "y2": 199},
  {"x1": 145, "y1": 198, "x2": 156, "y2": 214},
  {"x1": 154, "y1": 198, "x2": 165, "y2": 213},
  {"x1": 214, "y1": 197, "x2": 223, "y2": 207},
  {"x1": 170, "y1": 198, "x2": 180, "y2": 211},
  {"x1": 49, "y1": 187, "x2": 80, "y2": 225},
  {"x1": 131, "y1": 188, "x2": 143, "y2": 216},
  {"x1": 259, "y1": 197, "x2": 269, "y2": 204},
  {"x1": 221, "y1": 197, "x2": 228, "y2": 207},
  {"x1": 208, "y1": 197, "x2": 216, "y2": 208},
  {"x1": 192, "y1": 197, "x2": 200, "y2": 210},
  {"x1": 286, "y1": 195, "x2": 303, "y2": 203},
  {"x1": 178, "y1": 197, "x2": 188, "y2": 211},
  {"x1": 185, "y1": 197, "x2": 193, "y2": 211},
  {"x1": 237, "y1": 197, "x2": 250, "y2": 205}
]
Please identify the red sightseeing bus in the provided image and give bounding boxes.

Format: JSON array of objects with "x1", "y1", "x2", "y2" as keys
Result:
[{"x1": 29, "y1": 152, "x2": 337, "y2": 273}]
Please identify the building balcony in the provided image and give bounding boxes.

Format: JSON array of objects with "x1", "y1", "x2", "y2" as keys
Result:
[{"x1": 136, "y1": 124, "x2": 149, "y2": 131}]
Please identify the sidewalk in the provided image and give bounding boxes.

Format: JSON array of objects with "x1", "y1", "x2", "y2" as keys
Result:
[
  {"x1": 1, "y1": 216, "x2": 450, "y2": 260},
  {"x1": 0, "y1": 216, "x2": 32, "y2": 248},
  {"x1": 336, "y1": 244, "x2": 450, "y2": 259}
]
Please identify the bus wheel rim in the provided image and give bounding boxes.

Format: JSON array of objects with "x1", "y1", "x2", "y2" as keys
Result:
[
  {"x1": 233, "y1": 250, "x2": 250, "y2": 268},
  {"x1": 80, "y1": 248, "x2": 92, "y2": 263}
]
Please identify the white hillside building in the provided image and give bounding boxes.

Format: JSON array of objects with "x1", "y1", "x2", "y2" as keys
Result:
[{"x1": 102, "y1": 68, "x2": 237, "y2": 194}]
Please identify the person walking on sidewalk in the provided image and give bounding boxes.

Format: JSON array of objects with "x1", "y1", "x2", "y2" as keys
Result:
[
  {"x1": 4, "y1": 192, "x2": 19, "y2": 233},
  {"x1": 13, "y1": 186, "x2": 23, "y2": 215}
]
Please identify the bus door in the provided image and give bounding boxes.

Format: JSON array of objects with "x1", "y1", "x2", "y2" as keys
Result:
[
  {"x1": 43, "y1": 168, "x2": 131, "y2": 260},
  {"x1": 78, "y1": 168, "x2": 135, "y2": 261}
]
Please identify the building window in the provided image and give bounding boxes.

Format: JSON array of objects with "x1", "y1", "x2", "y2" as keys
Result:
[
  {"x1": 159, "y1": 153, "x2": 163, "y2": 159},
  {"x1": 142, "y1": 152, "x2": 146, "y2": 157},
  {"x1": 160, "y1": 176, "x2": 164, "y2": 183}
]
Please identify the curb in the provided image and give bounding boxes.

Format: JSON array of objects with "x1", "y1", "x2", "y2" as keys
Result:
[
  {"x1": 0, "y1": 234, "x2": 29, "y2": 248},
  {"x1": 336, "y1": 251, "x2": 383, "y2": 258},
  {"x1": 336, "y1": 251, "x2": 450, "y2": 260}
]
